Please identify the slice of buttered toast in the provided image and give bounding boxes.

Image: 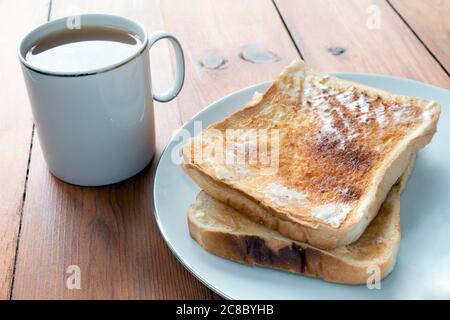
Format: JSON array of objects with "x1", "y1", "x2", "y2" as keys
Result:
[
  {"x1": 188, "y1": 157, "x2": 415, "y2": 284},
  {"x1": 183, "y1": 59, "x2": 440, "y2": 250}
]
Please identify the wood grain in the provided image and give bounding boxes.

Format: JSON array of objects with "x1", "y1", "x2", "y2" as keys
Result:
[
  {"x1": 274, "y1": 0, "x2": 450, "y2": 89},
  {"x1": 0, "y1": 0, "x2": 49, "y2": 299},
  {"x1": 11, "y1": 0, "x2": 298, "y2": 299},
  {"x1": 389, "y1": 0, "x2": 450, "y2": 73},
  {"x1": 156, "y1": 0, "x2": 299, "y2": 123}
]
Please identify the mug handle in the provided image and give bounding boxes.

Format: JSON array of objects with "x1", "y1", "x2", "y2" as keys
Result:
[{"x1": 148, "y1": 31, "x2": 185, "y2": 103}]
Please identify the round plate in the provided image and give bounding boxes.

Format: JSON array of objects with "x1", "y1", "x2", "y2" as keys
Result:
[{"x1": 153, "y1": 73, "x2": 450, "y2": 299}]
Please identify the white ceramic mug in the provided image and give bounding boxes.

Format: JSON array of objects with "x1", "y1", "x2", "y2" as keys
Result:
[{"x1": 18, "y1": 14, "x2": 184, "y2": 186}]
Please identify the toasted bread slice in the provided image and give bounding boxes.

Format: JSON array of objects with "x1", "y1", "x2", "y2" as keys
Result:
[
  {"x1": 188, "y1": 157, "x2": 415, "y2": 284},
  {"x1": 183, "y1": 59, "x2": 440, "y2": 249}
]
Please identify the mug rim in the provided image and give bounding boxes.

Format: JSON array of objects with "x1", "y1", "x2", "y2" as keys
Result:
[{"x1": 18, "y1": 13, "x2": 149, "y2": 77}]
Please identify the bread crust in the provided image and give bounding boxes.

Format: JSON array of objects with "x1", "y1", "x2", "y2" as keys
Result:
[
  {"x1": 188, "y1": 182, "x2": 400, "y2": 284},
  {"x1": 182, "y1": 59, "x2": 440, "y2": 249},
  {"x1": 183, "y1": 142, "x2": 422, "y2": 250},
  {"x1": 188, "y1": 157, "x2": 415, "y2": 284}
]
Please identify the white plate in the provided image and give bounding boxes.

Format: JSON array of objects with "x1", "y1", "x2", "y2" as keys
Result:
[{"x1": 153, "y1": 73, "x2": 450, "y2": 299}]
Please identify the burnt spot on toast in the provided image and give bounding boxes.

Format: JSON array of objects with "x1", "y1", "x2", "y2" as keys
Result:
[
  {"x1": 189, "y1": 60, "x2": 435, "y2": 228},
  {"x1": 238, "y1": 235, "x2": 307, "y2": 273}
]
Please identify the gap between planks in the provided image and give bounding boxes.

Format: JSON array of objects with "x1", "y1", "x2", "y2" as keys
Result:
[
  {"x1": 273, "y1": 0, "x2": 449, "y2": 80},
  {"x1": 8, "y1": 0, "x2": 52, "y2": 300},
  {"x1": 271, "y1": 0, "x2": 304, "y2": 60},
  {"x1": 386, "y1": 0, "x2": 449, "y2": 77},
  {"x1": 8, "y1": 125, "x2": 35, "y2": 300}
]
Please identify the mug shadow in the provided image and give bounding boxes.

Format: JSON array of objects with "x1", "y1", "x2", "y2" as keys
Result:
[{"x1": 49, "y1": 154, "x2": 156, "y2": 220}]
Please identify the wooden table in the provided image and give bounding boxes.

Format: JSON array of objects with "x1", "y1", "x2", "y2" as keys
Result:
[{"x1": 1, "y1": 0, "x2": 448, "y2": 299}]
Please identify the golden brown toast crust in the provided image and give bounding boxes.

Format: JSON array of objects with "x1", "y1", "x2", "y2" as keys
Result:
[
  {"x1": 188, "y1": 156, "x2": 416, "y2": 284},
  {"x1": 183, "y1": 59, "x2": 440, "y2": 249},
  {"x1": 188, "y1": 180, "x2": 401, "y2": 284},
  {"x1": 212, "y1": 76, "x2": 426, "y2": 205}
]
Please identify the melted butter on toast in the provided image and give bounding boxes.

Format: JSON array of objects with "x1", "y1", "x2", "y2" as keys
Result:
[{"x1": 185, "y1": 60, "x2": 438, "y2": 229}]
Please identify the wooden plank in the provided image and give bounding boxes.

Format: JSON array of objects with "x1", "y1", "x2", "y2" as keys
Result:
[
  {"x1": 389, "y1": 0, "x2": 450, "y2": 73},
  {"x1": 12, "y1": 0, "x2": 299, "y2": 299},
  {"x1": 274, "y1": 0, "x2": 450, "y2": 89},
  {"x1": 156, "y1": 0, "x2": 300, "y2": 122},
  {"x1": 0, "y1": 0, "x2": 50, "y2": 300}
]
